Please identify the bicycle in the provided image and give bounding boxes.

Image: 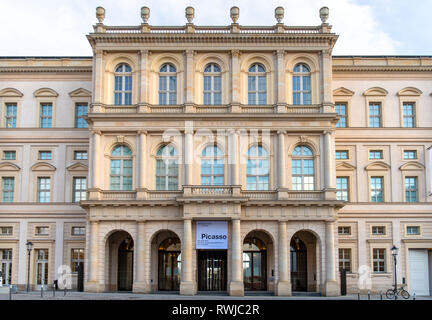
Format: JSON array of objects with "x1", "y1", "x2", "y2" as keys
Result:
[{"x1": 386, "y1": 285, "x2": 410, "y2": 299}]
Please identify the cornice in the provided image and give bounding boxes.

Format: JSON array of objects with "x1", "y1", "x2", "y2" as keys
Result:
[
  {"x1": 87, "y1": 33, "x2": 338, "y2": 47},
  {"x1": 332, "y1": 65, "x2": 432, "y2": 73},
  {"x1": 0, "y1": 66, "x2": 92, "y2": 73}
]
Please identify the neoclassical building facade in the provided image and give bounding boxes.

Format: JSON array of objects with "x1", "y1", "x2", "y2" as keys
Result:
[{"x1": 0, "y1": 6, "x2": 431, "y2": 296}]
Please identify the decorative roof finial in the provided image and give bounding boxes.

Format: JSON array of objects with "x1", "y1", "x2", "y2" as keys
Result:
[
  {"x1": 319, "y1": 7, "x2": 329, "y2": 23},
  {"x1": 275, "y1": 6, "x2": 284, "y2": 23},
  {"x1": 96, "y1": 6, "x2": 105, "y2": 23},
  {"x1": 230, "y1": 6, "x2": 239, "y2": 23},
  {"x1": 141, "y1": 7, "x2": 150, "y2": 24},
  {"x1": 185, "y1": 6, "x2": 195, "y2": 24}
]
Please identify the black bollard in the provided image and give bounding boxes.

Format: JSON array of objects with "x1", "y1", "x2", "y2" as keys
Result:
[
  {"x1": 413, "y1": 293, "x2": 416, "y2": 300},
  {"x1": 358, "y1": 289, "x2": 360, "y2": 300},
  {"x1": 380, "y1": 291, "x2": 383, "y2": 300},
  {"x1": 41, "y1": 285, "x2": 43, "y2": 298},
  {"x1": 368, "y1": 290, "x2": 370, "y2": 300}
]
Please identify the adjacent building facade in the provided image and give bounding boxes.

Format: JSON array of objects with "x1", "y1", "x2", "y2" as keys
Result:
[{"x1": 0, "y1": 6, "x2": 431, "y2": 296}]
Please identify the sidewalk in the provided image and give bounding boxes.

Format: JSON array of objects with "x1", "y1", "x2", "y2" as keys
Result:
[{"x1": 5, "y1": 291, "x2": 432, "y2": 300}]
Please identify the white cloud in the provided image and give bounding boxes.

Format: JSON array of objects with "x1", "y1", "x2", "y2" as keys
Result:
[{"x1": 0, "y1": 0, "x2": 398, "y2": 55}]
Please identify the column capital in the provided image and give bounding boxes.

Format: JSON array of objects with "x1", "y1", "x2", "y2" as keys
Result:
[
  {"x1": 137, "y1": 130, "x2": 148, "y2": 135},
  {"x1": 274, "y1": 49, "x2": 286, "y2": 57},
  {"x1": 277, "y1": 130, "x2": 287, "y2": 135},
  {"x1": 91, "y1": 130, "x2": 102, "y2": 136},
  {"x1": 230, "y1": 49, "x2": 241, "y2": 58},
  {"x1": 184, "y1": 49, "x2": 196, "y2": 57},
  {"x1": 139, "y1": 49, "x2": 151, "y2": 56},
  {"x1": 323, "y1": 130, "x2": 334, "y2": 136},
  {"x1": 184, "y1": 128, "x2": 194, "y2": 135}
]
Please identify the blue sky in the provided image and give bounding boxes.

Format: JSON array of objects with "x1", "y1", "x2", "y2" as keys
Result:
[{"x1": 0, "y1": 0, "x2": 430, "y2": 56}]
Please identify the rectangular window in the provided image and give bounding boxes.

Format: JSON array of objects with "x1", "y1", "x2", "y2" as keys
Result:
[
  {"x1": 71, "y1": 226, "x2": 85, "y2": 236},
  {"x1": 406, "y1": 226, "x2": 420, "y2": 235},
  {"x1": 72, "y1": 177, "x2": 86, "y2": 202},
  {"x1": 40, "y1": 103, "x2": 53, "y2": 128},
  {"x1": 74, "y1": 151, "x2": 88, "y2": 160},
  {"x1": 405, "y1": 176, "x2": 418, "y2": 202},
  {"x1": 369, "y1": 150, "x2": 383, "y2": 160},
  {"x1": 335, "y1": 150, "x2": 349, "y2": 160},
  {"x1": 402, "y1": 103, "x2": 416, "y2": 128},
  {"x1": 0, "y1": 227, "x2": 13, "y2": 235},
  {"x1": 75, "y1": 103, "x2": 88, "y2": 128},
  {"x1": 3, "y1": 151, "x2": 16, "y2": 160},
  {"x1": 35, "y1": 226, "x2": 49, "y2": 236},
  {"x1": 338, "y1": 226, "x2": 351, "y2": 235},
  {"x1": 335, "y1": 103, "x2": 347, "y2": 128},
  {"x1": 369, "y1": 103, "x2": 382, "y2": 128},
  {"x1": 339, "y1": 248, "x2": 351, "y2": 272},
  {"x1": 336, "y1": 177, "x2": 349, "y2": 201},
  {"x1": 373, "y1": 248, "x2": 386, "y2": 273},
  {"x1": 371, "y1": 226, "x2": 386, "y2": 235},
  {"x1": 71, "y1": 248, "x2": 84, "y2": 273},
  {"x1": 38, "y1": 151, "x2": 52, "y2": 160},
  {"x1": 2, "y1": 177, "x2": 14, "y2": 202},
  {"x1": 370, "y1": 177, "x2": 384, "y2": 202},
  {"x1": 5, "y1": 103, "x2": 17, "y2": 128},
  {"x1": 37, "y1": 177, "x2": 51, "y2": 203},
  {"x1": 403, "y1": 150, "x2": 417, "y2": 160}
]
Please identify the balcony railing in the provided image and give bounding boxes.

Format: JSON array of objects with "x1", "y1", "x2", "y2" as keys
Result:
[
  {"x1": 91, "y1": 104, "x2": 328, "y2": 115},
  {"x1": 92, "y1": 188, "x2": 326, "y2": 202}
]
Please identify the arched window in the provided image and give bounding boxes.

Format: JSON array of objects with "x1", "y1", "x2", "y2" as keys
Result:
[
  {"x1": 156, "y1": 145, "x2": 178, "y2": 190},
  {"x1": 293, "y1": 63, "x2": 311, "y2": 105},
  {"x1": 247, "y1": 145, "x2": 269, "y2": 190},
  {"x1": 248, "y1": 63, "x2": 266, "y2": 105},
  {"x1": 110, "y1": 145, "x2": 133, "y2": 190},
  {"x1": 201, "y1": 145, "x2": 224, "y2": 185},
  {"x1": 291, "y1": 145, "x2": 314, "y2": 190},
  {"x1": 114, "y1": 63, "x2": 132, "y2": 105},
  {"x1": 159, "y1": 63, "x2": 177, "y2": 105},
  {"x1": 203, "y1": 63, "x2": 222, "y2": 105}
]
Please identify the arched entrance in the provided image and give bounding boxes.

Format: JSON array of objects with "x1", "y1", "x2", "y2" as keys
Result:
[
  {"x1": 151, "y1": 230, "x2": 181, "y2": 291},
  {"x1": 243, "y1": 230, "x2": 273, "y2": 291},
  {"x1": 105, "y1": 230, "x2": 134, "y2": 291},
  {"x1": 290, "y1": 230, "x2": 319, "y2": 293}
]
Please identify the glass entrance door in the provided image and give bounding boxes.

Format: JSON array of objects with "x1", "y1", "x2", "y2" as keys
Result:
[
  {"x1": 198, "y1": 250, "x2": 227, "y2": 291},
  {"x1": 36, "y1": 249, "x2": 49, "y2": 289},
  {"x1": 243, "y1": 251, "x2": 267, "y2": 291},
  {"x1": 0, "y1": 249, "x2": 12, "y2": 285},
  {"x1": 290, "y1": 238, "x2": 307, "y2": 291},
  {"x1": 118, "y1": 238, "x2": 134, "y2": 291},
  {"x1": 158, "y1": 237, "x2": 181, "y2": 291}
]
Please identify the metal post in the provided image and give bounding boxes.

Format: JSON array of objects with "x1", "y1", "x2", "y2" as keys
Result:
[
  {"x1": 413, "y1": 293, "x2": 416, "y2": 300},
  {"x1": 64, "y1": 288, "x2": 66, "y2": 296},
  {"x1": 53, "y1": 284, "x2": 55, "y2": 297},
  {"x1": 368, "y1": 290, "x2": 370, "y2": 300},
  {"x1": 26, "y1": 251, "x2": 31, "y2": 292},
  {"x1": 9, "y1": 286, "x2": 12, "y2": 300},
  {"x1": 41, "y1": 285, "x2": 43, "y2": 298},
  {"x1": 357, "y1": 289, "x2": 360, "y2": 300},
  {"x1": 380, "y1": 291, "x2": 383, "y2": 300},
  {"x1": 393, "y1": 254, "x2": 397, "y2": 300}
]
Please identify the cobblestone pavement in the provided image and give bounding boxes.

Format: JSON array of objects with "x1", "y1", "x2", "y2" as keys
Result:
[{"x1": 3, "y1": 291, "x2": 432, "y2": 300}]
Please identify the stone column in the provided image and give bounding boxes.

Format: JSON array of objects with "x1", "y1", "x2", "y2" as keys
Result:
[
  {"x1": 85, "y1": 221, "x2": 101, "y2": 292},
  {"x1": 184, "y1": 129, "x2": 194, "y2": 185},
  {"x1": 137, "y1": 131, "x2": 148, "y2": 199},
  {"x1": 180, "y1": 219, "x2": 195, "y2": 295},
  {"x1": 277, "y1": 130, "x2": 287, "y2": 189},
  {"x1": 230, "y1": 50, "x2": 241, "y2": 109},
  {"x1": 184, "y1": 50, "x2": 195, "y2": 105},
  {"x1": 139, "y1": 50, "x2": 150, "y2": 104},
  {"x1": 228, "y1": 129, "x2": 239, "y2": 185},
  {"x1": 88, "y1": 131, "x2": 102, "y2": 200},
  {"x1": 320, "y1": 49, "x2": 333, "y2": 112},
  {"x1": 92, "y1": 49, "x2": 104, "y2": 105},
  {"x1": 229, "y1": 219, "x2": 244, "y2": 296},
  {"x1": 276, "y1": 50, "x2": 286, "y2": 109},
  {"x1": 324, "y1": 220, "x2": 339, "y2": 296},
  {"x1": 133, "y1": 221, "x2": 150, "y2": 292},
  {"x1": 277, "y1": 221, "x2": 291, "y2": 295},
  {"x1": 323, "y1": 130, "x2": 336, "y2": 200}
]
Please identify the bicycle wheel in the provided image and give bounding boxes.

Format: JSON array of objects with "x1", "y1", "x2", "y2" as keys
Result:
[
  {"x1": 386, "y1": 289, "x2": 395, "y2": 299},
  {"x1": 400, "y1": 290, "x2": 410, "y2": 299}
]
